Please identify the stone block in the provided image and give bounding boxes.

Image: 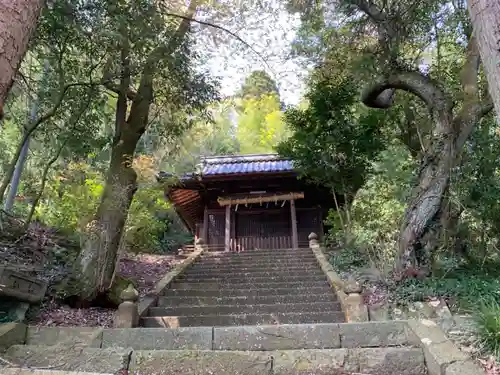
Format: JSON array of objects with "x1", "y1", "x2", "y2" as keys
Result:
[
  {"x1": 445, "y1": 360, "x2": 486, "y2": 375},
  {"x1": 137, "y1": 295, "x2": 157, "y2": 317},
  {"x1": 422, "y1": 340, "x2": 469, "y2": 375},
  {"x1": 102, "y1": 327, "x2": 212, "y2": 350},
  {"x1": 272, "y1": 349, "x2": 347, "y2": 374},
  {"x1": 26, "y1": 327, "x2": 103, "y2": 348},
  {"x1": 130, "y1": 350, "x2": 272, "y2": 375},
  {"x1": 349, "y1": 347, "x2": 427, "y2": 375},
  {"x1": 339, "y1": 321, "x2": 410, "y2": 348},
  {"x1": 5, "y1": 345, "x2": 131, "y2": 374},
  {"x1": 369, "y1": 303, "x2": 390, "y2": 321},
  {"x1": 0, "y1": 323, "x2": 26, "y2": 351},
  {"x1": 2, "y1": 370, "x2": 113, "y2": 375},
  {"x1": 344, "y1": 293, "x2": 369, "y2": 322},
  {"x1": 406, "y1": 319, "x2": 448, "y2": 346},
  {"x1": 213, "y1": 323, "x2": 341, "y2": 351},
  {"x1": 0, "y1": 267, "x2": 47, "y2": 303},
  {"x1": 407, "y1": 301, "x2": 436, "y2": 319}
]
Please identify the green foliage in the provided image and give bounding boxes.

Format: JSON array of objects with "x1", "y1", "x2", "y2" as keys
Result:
[
  {"x1": 393, "y1": 273, "x2": 500, "y2": 310},
  {"x1": 36, "y1": 163, "x2": 103, "y2": 232},
  {"x1": 238, "y1": 70, "x2": 280, "y2": 101},
  {"x1": 476, "y1": 299, "x2": 500, "y2": 359},
  {"x1": 278, "y1": 72, "x2": 387, "y2": 197},
  {"x1": 326, "y1": 144, "x2": 416, "y2": 273},
  {"x1": 237, "y1": 93, "x2": 289, "y2": 154},
  {"x1": 329, "y1": 246, "x2": 370, "y2": 274}
]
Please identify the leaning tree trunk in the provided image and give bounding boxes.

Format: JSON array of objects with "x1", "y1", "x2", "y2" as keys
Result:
[
  {"x1": 397, "y1": 110, "x2": 455, "y2": 271},
  {"x1": 71, "y1": 131, "x2": 140, "y2": 303},
  {"x1": 468, "y1": 0, "x2": 500, "y2": 123},
  {"x1": 351, "y1": 1, "x2": 492, "y2": 273},
  {"x1": 0, "y1": 0, "x2": 44, "y2": 119}
]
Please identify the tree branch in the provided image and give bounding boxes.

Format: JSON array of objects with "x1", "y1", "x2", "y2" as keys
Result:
[
  {"x1": 127, "y1": 0, "x2": 199, "y2": 132},
  {"x1": 101, "y1": 57, "x2": 137, "y2": 100},
  {"x1": 453, "y1": 36, "x2": 490, "y2": 150},
  {"x1": 361, "y1": 70, "x2": 451, "y2": 114},
  {"x1": 161, "y1": 11, "x2": 273, "y2": 72}
]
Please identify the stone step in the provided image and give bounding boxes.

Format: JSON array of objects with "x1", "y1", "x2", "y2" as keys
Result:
[
  {"x1": 181, "y1": 269, "x2": 325, "y2": 279},
  {"x1": 202, "y1": 248, "x2": 315, "y2": 255},
  {"x1": 169, "y1": 280, "x2": 330, "y2": 290},
  {"x1": 130, "y1": 348, "x2": 425, "y2": 375},
  {"x1": 141, "y1": 311, "x2": 346, "y2": 327},
  {"x1": 4, "y1": 345, "x2": 131, "y2": 374},
  {"x1": 175, "y1": 274, "x2": 327, "y2": 284},
  {"x1": 156, "y1": 293, "x2": 338, "y2": 307},
  {"x1": 200, "y1": 254, "x2": 316, "y2": 263},
  {"x1": 149, "y1": 301, "x2": 342, "y2": 317},
  {"x1": 198, "y1": 255, "x2": 318, "y2": 264},
  {"x1": 188, "y1": 264, "x2": 322, "y2": 273},
  {"x1": 163, "y1": 286, "x2": 334, "y2": 297},
  {"x1": 189, "y1": 261, "x2": 320, "y2": 269},
  {"x1": 208, "y1": 248, "x2": 314, "y2": 255}
]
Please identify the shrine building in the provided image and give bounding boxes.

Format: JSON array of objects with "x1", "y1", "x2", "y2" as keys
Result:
[{"x1": 160, "y1": 154, "x2": 339, "y2": 251}]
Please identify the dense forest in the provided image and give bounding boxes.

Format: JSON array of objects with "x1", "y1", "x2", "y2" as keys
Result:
[{"x1": 1, "y1": 0, "x2": 500, "y2": 365}]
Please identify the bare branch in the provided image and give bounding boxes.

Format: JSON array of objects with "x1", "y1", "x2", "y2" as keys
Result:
[{"x1": 161, "y1": 11, "x2": 274, "y2": 73}]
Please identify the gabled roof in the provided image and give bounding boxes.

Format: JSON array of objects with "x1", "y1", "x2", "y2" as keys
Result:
[
  {"x1": 158, "y1": 153, "x2": 294, "y2": 183},
  {"x1": 201, "y1": 153, "x2": 293, "y2": 176}
]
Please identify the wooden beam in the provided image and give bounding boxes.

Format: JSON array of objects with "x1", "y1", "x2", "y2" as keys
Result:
[
  {"x1": 202, "y1": 206, "x2": 209, "y2": 243},
  {"x1": 217, "y1": 192, "x2": 304, "y2": 206},
  {"x1": 225, "y1": 204, "x2": 231, "y2": 252},
  {"x1": 290, "y1": 199, "x2": 299, "y2": 249}
]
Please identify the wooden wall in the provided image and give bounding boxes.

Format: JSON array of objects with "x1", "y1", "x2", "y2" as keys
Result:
[{"x1": 206, "y1": 207, "x2": 322, "y2": 250}]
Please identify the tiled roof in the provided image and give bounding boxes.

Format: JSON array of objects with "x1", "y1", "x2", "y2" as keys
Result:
[{"x1": 200, "y1": 154, "x2": 293, "y2": 176}]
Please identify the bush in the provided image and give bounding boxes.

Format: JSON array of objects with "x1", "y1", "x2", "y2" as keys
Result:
[
  {"x1": 475, "y1": 299, "x2": 500, "y2": 358},
  {"x1": 325, "y1": 145, "x2": 415, "y2": 277},
  {"x1": 391, "y1": 270, "x2": 500, "y2": 311}
]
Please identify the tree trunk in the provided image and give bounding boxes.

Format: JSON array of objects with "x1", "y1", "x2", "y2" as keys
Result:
[
  {"x1": 397, "y1": 112, "x2": 455, "y2": 271},
  {"x1": 468, "y1": 0, "x2": 500, "y2": 122},
  {"x1": 71, "y1": 130, "x2": 140, "y2": 303},
  {"x1": 0, "y1": 130, "x2": 32, "y2": 202},
  {"x1": 0, "y1": 0, "x2": 44, "y2": 118}
]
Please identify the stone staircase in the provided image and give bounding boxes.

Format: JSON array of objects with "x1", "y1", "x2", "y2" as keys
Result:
[
  {"x1": 0, "y1": 246, "x2": 487, "y2": 374},
  {"x1": 141, "y1": 247, "x2": 345, "y2": 327}
]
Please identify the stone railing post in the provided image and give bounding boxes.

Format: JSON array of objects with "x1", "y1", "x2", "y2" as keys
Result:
[
  {"x1": 344, "y1": 277, "x2": 369, "y2": 322},
  {"x1": 114, "y1": 284, "x2": 139, "y2": 328},
  {"x1": 195, "y1": 237, "x2": 206, "y2": 251},
  {"x1": 308, "y1": 232, "x2": 320, "y2": 249}
]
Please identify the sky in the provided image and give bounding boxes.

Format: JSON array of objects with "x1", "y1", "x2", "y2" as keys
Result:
[{"x1": 197, "y1": 4, "x2": 307, "y2": 106}]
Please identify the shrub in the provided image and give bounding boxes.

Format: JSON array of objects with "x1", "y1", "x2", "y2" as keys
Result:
[
  {"x1": 475, "y1": 299, "x2": 500, "y2": 358},
  {"x1": 325, "y1": 145, "x2": 415, "y2": 277},
  {"x1": 391, "y1": 270, "x2": 500, "y2": 311}
]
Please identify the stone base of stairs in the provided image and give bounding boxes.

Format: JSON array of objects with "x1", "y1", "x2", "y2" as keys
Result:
[{"x1": 0, "y1": 320, "x2": 487, "y2": 374}]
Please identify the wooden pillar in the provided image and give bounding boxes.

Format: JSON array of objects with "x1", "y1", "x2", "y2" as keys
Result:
[
  {"x1": 230, "y1": 210, "x2": 236, "y2": 251},
  {"x1": 225, "y1": 204, "x2": 231, "y2": 252},
  {"x1": 202, "y1": 206, "x2": 209, "y2": 244},
  {"x1": 290, "y1": 199, "x2": 299, "y2": 249}
]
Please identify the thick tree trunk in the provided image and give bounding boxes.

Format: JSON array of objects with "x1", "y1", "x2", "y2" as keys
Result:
[
  {"x1": 71, "y1": 131, "x2": 140, "y2": 303},
  {"x1": 397, "y1": 112, "x2": 455, "y2": 271},
  {"x1": 0, "y1": 0, "x2": 44, "y2": 118},
  {"x1": 468, "y1": 0, "x2": 500, "y2": 122}
]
